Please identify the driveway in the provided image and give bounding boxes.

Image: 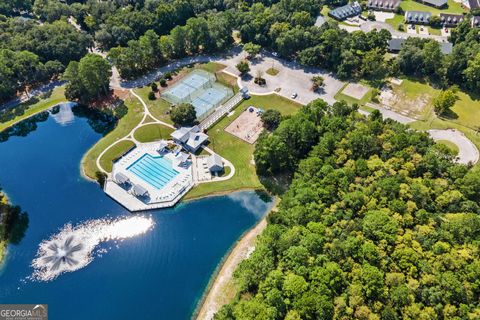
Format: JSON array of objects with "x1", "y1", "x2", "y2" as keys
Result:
[
  {"x1": 357, "y1": 21, "x2": 448, "y2": 42},
  {"x1": 428, "y1": 129, "x2": 479, "y2": 165}
]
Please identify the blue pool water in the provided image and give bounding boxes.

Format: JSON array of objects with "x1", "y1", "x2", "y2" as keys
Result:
[
  {"x1": 0, "y1": 106, "x2": 272, "y2": 319},
  {"x1": 127, "y1": 153, "x2": 179, "y2": 189}
]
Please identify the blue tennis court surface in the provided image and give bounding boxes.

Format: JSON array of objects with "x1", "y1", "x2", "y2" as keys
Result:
[{"x1": 127, "y1": 154, "x2": 179, "y2": 189}]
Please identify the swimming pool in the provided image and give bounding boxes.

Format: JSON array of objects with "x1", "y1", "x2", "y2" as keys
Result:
[{"x1": 127, "y1": 154, "x2": 179, "y2": 189}]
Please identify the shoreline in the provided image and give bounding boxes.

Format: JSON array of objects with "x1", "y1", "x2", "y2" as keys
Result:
[{"x1": 193, "y1": 197, "x2": 279, "y2": 320}]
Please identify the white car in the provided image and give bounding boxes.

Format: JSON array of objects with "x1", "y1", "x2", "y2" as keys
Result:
[{"x1": 291, "y1": 92, "x2": 298, "y2": 99}]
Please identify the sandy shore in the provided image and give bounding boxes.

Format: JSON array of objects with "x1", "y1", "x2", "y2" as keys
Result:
[{"x1": 194, "y1": 208, "x2": 273, "y2": 319}]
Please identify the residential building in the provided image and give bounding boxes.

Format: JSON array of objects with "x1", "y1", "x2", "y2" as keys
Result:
[
  {"x1": 170, "y1": 126, "x2": 209, "y2": 153},
  {"x1": 367, "y1": 0, "x2": 402, "y2": 11},
  {"x1": 440, "y1": 13, "x2": 465, "y2": 26},
  {"x1": 463, "y1": 0, "x2": 480, "y2": 10},
  {"x1": 414, "y1": 0, "x2": 447, "y2": 7},
  {"x1": 207, "y1": 154, "x2": 224, "y2": 173},
  {"x1": 329, "y1": 2, "x2": 362, "y2": 20},
  {"x1": 404, "y1": 11, "x2": 432, "y2": 24}
]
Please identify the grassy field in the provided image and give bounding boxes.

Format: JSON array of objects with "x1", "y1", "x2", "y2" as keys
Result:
[
  {"x1": 98, "y1": 140, "x2": 135, "y2": 172},
  {"x1": 184, "y1": 94, "x2": 302, "y2": 200},
  {"x1": 334, "y1": 83, "x2": 374, "y2": 106},
  {"x1": 81, "y1": 95, "x2": 144, "y2": 178},
  {"x1": 133, "y1": 123, "x2": 173, "y2": 143},
  {"x1": 135, "y1": 87, "x2": 173, "y2": 124},
  {"x1": 0, "y1": 86, "x2": 66, "y2": 133}
]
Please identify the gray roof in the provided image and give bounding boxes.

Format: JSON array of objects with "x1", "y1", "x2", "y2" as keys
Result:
[
  {"x1": 174, "y1": 152, "x2": 190, "y2": 164},
  {"x1": 468, "y1": 0, "x2": 480, "y2": 9},
  {"x1": 420, "y1": 0, "x2": 447, "y2": 6},
  {"x1": 186, "y1": 132, "x2": 209, "y2": 151},
  {"x1": 440, "y1": 13, "x2": 465, "y2": 25},
  {"x1": 171, "y1": 127, "x2": 192, "y2": 142},
  {"x1": 405, "y1": 11, "x2": 432, "y2": 23},
  {"x1": 472, "y1": 16, "x2": 480, "y2": 26},
  {"x1": 115, "y1": 172, "x2": 130, "y2": 184},
  {"x1": 367, "y1": 0, "x2": 401, "y2": 10},
  {"x1": 207, "y1": 154, "x2": 224, "y2": 171},
  {"x1": 132, "y1": 184, "x2": 149, "y2": 196},
  {"x1": 329, "y1": 1, "x2": 362, "y2": 20}
]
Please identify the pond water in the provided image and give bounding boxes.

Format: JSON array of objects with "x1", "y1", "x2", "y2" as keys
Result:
[{"x1": 0, "y1": 105, "x2": 271, "y2": 319}]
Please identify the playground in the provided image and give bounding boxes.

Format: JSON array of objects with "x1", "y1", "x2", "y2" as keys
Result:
[{"x1": 225, "y1": 107, "x2": 264, "y2": 144}]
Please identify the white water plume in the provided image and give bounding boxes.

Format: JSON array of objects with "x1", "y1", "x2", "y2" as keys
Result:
[{"x1": 31, "y1": 216, "x2": 154, "y2": 281}]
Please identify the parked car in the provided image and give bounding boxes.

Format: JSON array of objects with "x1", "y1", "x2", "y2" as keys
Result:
[{"x1": 291, "y1": 92, "x2": 298, "y2": 99}]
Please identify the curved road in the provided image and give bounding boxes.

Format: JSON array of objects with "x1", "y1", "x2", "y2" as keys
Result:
[{"x1": 428, "y1": 129, "x2": 479, "y2": 165}]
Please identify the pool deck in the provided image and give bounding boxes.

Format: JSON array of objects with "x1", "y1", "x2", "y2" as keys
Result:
[{"x1": 104, "y1": 141, "x2": 194, "y2": 212}]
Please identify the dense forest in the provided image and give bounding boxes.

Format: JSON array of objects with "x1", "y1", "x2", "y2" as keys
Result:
[
  {"x1": 1, "y1": 0, "x2": 479, "y2": 103},
  {"x1": 216, "y1": 100, "x2": 480, "y2": 319}
]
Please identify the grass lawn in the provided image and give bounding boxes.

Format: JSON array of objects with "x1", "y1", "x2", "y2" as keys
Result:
[
  {"x1": 195, "y1": 62, "x2": 239, "y2": 92},
  {"x1": 400, "y1": 0, "x2": 466, "y2": 14},
  {"x1": 429, "y1": 26, "x2": 442, "y2": 35},
  {"x1": 133, "y1": 123, "x2": 173, "y2": 143},
  {"x1": 184, "y1": 94, "x2": 302, "y2": 200},
  {"x1": 386, "y1": 0, "x2": 467, "y2": 30},
  {"x1": 98, "y1": 140, "x2": 135, "y2": 172},
  {"x1": 0, "y1": 86, "x2": 66, "y2": 133},
  {"x1": 334, "y1": 83, "x2": 374, "y2": 106},
  {"x1": 437, "y1": 139, "x2": 459, "y2": 154},
  {"x1": 266, "y1": 68, "x2": 279, "y2": 76},
  {"x1": 135, "y1": 87, "x2": 173, "y2": 124},
  {"x1": 389, "y1": 79, "x2": 480, "y2": 167},
  {"x1": 81, "y1": 95, "x2": 144, "y2": 178}
]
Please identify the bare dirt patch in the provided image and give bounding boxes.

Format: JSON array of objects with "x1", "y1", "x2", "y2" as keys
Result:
[
  {"x1": 225, "y1": 107, "x2": 263, "y2": 144},
  {"x1": 379, "y1": 86, "x2": 431, "y2": 119},
  {"x1": 342, "y1": 83, "x2": 370, "y2": 100}
]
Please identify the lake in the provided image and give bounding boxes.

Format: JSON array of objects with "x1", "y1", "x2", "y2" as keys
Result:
[{"x1": 0, "y1": 104, "x2": 271, "y2": 319}]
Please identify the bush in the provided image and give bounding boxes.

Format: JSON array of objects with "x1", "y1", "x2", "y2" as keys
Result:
[
  {"x1": 236, "y1": 60, "x2": 250, "y2": 75},
  {"x1": 151, "y1": 82, "x2": 158, "y2": 92},
  {"x1": 95, "y1": 171, "x2": 108, "y2": 188},
  {"x1": 164, "y1": 72, "x2": 172, "y2": 80},
  {"x1": 398, "y1": 24, "x2": 405, "y2": 31},
  {"x1": 148, "y1": 91, "x2": 156, "y2": 100},
  {"x1": 160, "y1": 78, "x2": 167, "y2": 87},
  {"x1": 261, "y1": 109, "x2": 282, "y2": 131}
]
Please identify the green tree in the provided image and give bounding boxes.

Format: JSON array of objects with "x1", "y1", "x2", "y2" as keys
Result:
[
  {"x1": 464, "y1": 53, "x2": 480, "y2": 92},
  {"x1": 63, "y1": 54, "x2": 112, "y2": 103},
  {"x1": 433, "y1": 88, "x2": 458, "y2": 116},
  {"x1": 261, "y1": 109, "x2": 282, "y2": 131},
  {"x1": 170, "y1": 103, "x2": 197, "y2": 126},
  {"x1": 244, "y1": 42, "x2": 261, "y2": 59},
  {"x1": 310, "y1": 75, "x2": 325, "y2": 91},
  {"x1": 236, "y1": 60, "x2": 250, "y2": 75}
]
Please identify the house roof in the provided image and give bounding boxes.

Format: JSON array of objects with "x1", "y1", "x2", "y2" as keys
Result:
[
  {"x1": 468, "y1": 0, "x2": 480, "y2": 9},
  {"x1": 207, "y1": 154, "x2": 224, "y2": 170},
  {"x1": 367, "y1": 0, "x2": 401, "y2": 9},
  {"x1": 171, "y1": 127, "x2": 192, "y2": 142},
  {"x1": 405, "y1": 11, "x2": 432, "y2": 22},
  {"x1": 329, "y1": 1, "x2": 362, "y2": 20},
  {"x1": 186, "y1": 132, "x2": 208, "y2": 150},
  {"x1": 421, "y1": 0, "x2": 447, "y2": 6},
  {"x1": 174, "y1": 152, "x2": 190, "y2": 164},
  {"x1": 440, "y1": 13, "x2": 465, "y2": 24},
  {"x1": 473, "y1": 16, "x2": 480, "y2": 26},
  {"x1": 133, "y1": 184, "x2": 149, "y2": 196},
  {"x1": 115, "y1": 172, "x2": 130, "y2": 184}
]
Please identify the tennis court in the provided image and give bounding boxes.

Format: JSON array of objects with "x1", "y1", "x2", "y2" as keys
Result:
[{"x1": 162, "y1": 69, "x2": 233, "y2": 119}]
